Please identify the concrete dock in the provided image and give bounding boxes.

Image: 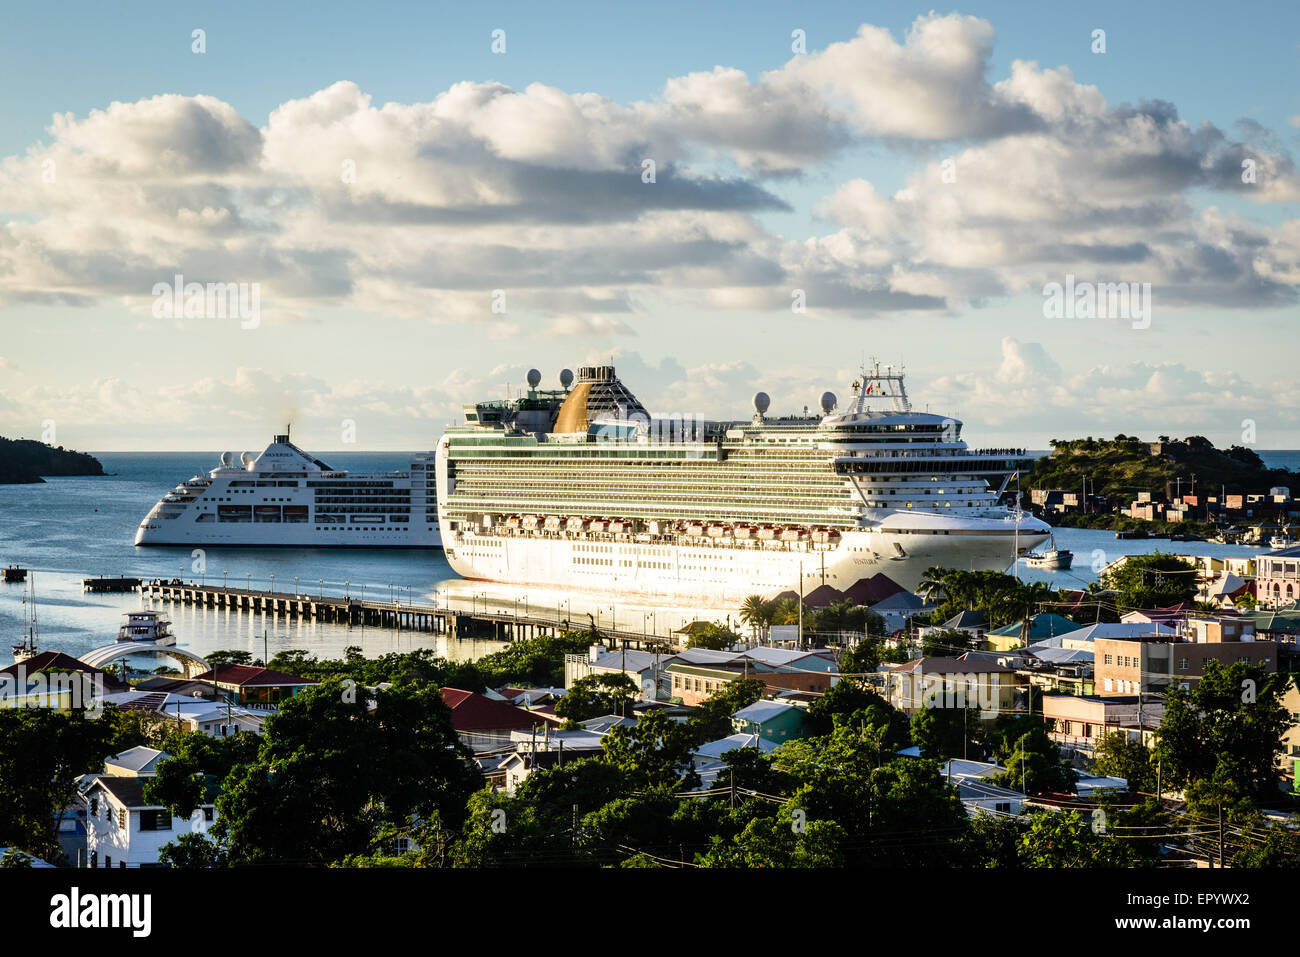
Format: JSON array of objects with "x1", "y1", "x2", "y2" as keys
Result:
[{"x1": 141, "y1": 578, "x2": 669, "y2": 649}]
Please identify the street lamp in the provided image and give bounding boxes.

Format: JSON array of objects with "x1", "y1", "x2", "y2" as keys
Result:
[
  {"x1": 319, "y1": 578, "x2": 324, "y2": 598},
  {"x1": 270, "y1": 573, "x2": 275, "y2": 594},
  {"x1": 345, "y1": 579, "x2": 350, "y2": 600},
  {"x1": 223, "y1": 570, "x2": 228, "y2": 590}
]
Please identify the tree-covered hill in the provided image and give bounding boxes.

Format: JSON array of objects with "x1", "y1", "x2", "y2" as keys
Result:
[
  {"x1": 0, "y1": 437, "x2": 105, "y2": 484},
  {"x1": 1026, "y1": 435, "x2": 1297, "y2": 499}
]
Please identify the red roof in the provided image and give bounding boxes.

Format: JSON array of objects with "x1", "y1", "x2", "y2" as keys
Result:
[
  {"x1": 0, "y1": 651, "x2": 130, "y2": 693},
  {"x1": 192, "y1": 664, "x2": 315, "y2": 687},
  {"x1": 440, "y1": 687, "x2": 549, "y2": 732},
  {"x1": 843, "y1": 573, "x2": 906, "y2": 605}
]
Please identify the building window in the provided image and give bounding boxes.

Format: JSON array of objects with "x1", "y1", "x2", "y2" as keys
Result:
[{"x1": 1178, "y1": 658, "x2": 1189, "y2": 670}]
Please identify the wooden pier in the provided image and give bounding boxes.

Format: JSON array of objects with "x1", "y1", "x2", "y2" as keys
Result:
[
  {"x1": 83, "y1": 576, "x2": 143, "y2": 593},
  {"x1": 141, "y1": 579, "x2": 669, "y2": 649}
]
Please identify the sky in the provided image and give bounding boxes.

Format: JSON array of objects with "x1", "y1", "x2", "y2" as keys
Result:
[{"x1": 0, "y1": 0, "x2": 1297, "y2": 452}]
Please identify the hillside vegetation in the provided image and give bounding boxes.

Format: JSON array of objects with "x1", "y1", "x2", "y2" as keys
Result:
[
  {"x1": 0, "y1": 437, "x2": 105, "y2": 484},
  {"x1": 1027, "y1": 435, "x2": 1296, "y2": 499}
]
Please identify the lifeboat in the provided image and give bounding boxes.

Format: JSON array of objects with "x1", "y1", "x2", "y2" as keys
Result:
[
  {"x1": 812, "y1": 529, "x2": 842, "y2": 544},
  {"x1": 686, "y1": 523, "x2": 705, "y2": 537},
  {"x1": 566, "y1": 517, "x2": 587, "y2": 532},
  {"x1": 544, "y1": 516, "x2": 562, "y2": 530},
  {"x1": 506, "y1": 516, "x2": 521, "y2": 529},
  {"x1": 589, "y1": 520, "x2": 607, "y2": 533},
  {"x1": 522, "y1": 515, "x2": 540, "y2": 529},
  {"x1": 608, "y1": 520, "x2": 627, "y2": 534},
  {"x1": 780, "y1": 527, "x2": 808, "y2": 542},
  {"x1": 706, "y1": 525, "x2": 727, "y2": 538},
  {"x1": 733, "y1": 526, "x2": 753, "y2": 540},
  {"x1": 756, "y1": 526, "x2": 777, "y2": 540}
]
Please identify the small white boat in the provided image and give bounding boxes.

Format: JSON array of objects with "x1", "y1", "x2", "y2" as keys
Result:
[
  {"x1": 115, "y1": 610, "x2": 176, "y2": 646},
  {"x1": 1270, "y1": 535, "x2": 1291, "y2": 550},
  {"x1": 1025, "y1": 539, "x2": 1073, "y2": 570},
  {"x1": 12, "y1": 575, "x2": 38, "y2": 663}
]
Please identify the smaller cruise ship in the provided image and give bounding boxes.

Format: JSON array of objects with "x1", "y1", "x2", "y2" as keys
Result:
[
  {"x1": 115, "y1": 611, "x2": 176, "y2": 646},
  {"x1": 135, "y1": 429, "x2": 442, "y2": 549}
]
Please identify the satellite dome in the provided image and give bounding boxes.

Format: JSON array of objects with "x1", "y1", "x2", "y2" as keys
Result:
[
  {"x1": 220, "y1": 451, "x2": 234, "y2": 467},
  {"x1": 240, "y1": 451, "x2": 255, "y2": 469},
  {"x1": 558, "y1": 368, "x2": 574, "y2": 390},
  {"x1": 752, "y1": 392, "x2": 770, "y2": 416},
  {"x1": 820, "y1": 391, "x2": 837, "y2": 414},
  {"x1": 526, "y1": 368, "x2": 542, "y2": 389}
]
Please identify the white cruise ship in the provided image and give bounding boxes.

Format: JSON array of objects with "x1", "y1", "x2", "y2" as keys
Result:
[
  {"x1": 435, "y1": 365, "x2": 1050, "y2": 600},
  {"x1": 135, "y1": 431, "x2": 441, "y2": 548}
]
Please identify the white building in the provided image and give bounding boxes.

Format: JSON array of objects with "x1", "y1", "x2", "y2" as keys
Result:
[{"x1": 84, "y1": 747, "x2": 216, "y2": 868}]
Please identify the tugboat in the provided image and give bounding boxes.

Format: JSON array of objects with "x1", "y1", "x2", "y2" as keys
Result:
[
  {"x1": 114, "y1": 610, "x2": 177, "y2": 647},
  {"x1": 1024, "y1": 537, "x2": 1074, "y2": 570},
  {"x1": 12, "y1": 575, "x2": 38, "y2": 663}
]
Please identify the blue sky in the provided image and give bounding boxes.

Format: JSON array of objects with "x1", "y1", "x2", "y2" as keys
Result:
[{"x1": 0, "y1": 1, "x2": 1297, "y2": 450}]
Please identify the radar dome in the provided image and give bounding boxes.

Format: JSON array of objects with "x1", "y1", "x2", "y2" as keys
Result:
[
  {"x1": 220, "y1": 451, "x2": 234, "y2": 467},
  {"x1": 240, "y1": 451, "x2": 255, "y2": 469},
  {"x1": 526, "y1": 368, "x2": 542, "y2": 389},
  {"x1": 820, "y1": 391, "x2": 837, "y2": 414},
  {"x1": 752, "y1": 392, "x2": 771, "y2": 416},
  {"x1": 558, "y1": 368, "x2": 574, "y2": 390}
]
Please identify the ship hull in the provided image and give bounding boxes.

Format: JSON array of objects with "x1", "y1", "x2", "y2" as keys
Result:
[{"x1": 441, "y1": 524, "x2": 1048, "y2": 600}]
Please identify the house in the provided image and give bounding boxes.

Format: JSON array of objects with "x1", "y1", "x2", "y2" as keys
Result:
[
  {"x1": 694, "y1": 732, "x2": 779, "y2": 762},
  {"x1": 0, "y1": 651, "x2": 129, "y2": 709},
  {"x1": 100, "y1": 691, "x2": 267, "y2": 736},
  {"x1": 731, "y1": 700, "x2": 807, "y2": 742},
  {"x1": 869, "y1": 590, "x2": 935, "y2": 633},
  {"x1": 501, "y1": 745, "x2": 604, "y2": 793},
  {"x1": 189, "y1": 664, "x2": 316, "y2": 710},
  {"x1": 84, "y1": 749, "x2": 216, "y2": 868},
  {"x1": 441, "y1": 687, "x2": 554, "y2": 751},
  {"x1": 1041, "y1": 694, "x2": 1163, "y2": 751},
  {"x1": 1257, "y1": 545, "x2": 1300, "y2": 607},
  {"x1": 1094, "y1": 620, "x2": 1277, "y2": 696},
  {"x1": 666, "y1": 648, "x2": 837, "y2": 705},
  {"x1": 985, "y1": 613, "x2": 1081, "y2": 652},
  {"x1": 563, "y1": 644, "x2": 679, "y2": 699},
  {"x1": 880, "y1": 657, "x2": 1022, "y2": 717},
  {"x1": 921, "y1": 610, "x2": 988, "y2": 644}
]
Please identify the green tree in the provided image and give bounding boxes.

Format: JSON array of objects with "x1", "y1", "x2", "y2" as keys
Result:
[
  {"x1": 682, "y1": 622, "x2": 740, "y2": 651},
  {"x1": 1091, "y1": 731, "x2": 1155, "y2": 793},
  {"x1": 603, "y1": 710, "x2": 699, "y2": 790},
  {"x1": 0, "y1": 706, "x2": 142, "y2": 863},
  {"x1": 685, "y1": 677, "x2": 767, "y2": 744},
  {"x1": 1153, "y1": 662, "x2": 1291, "y2": 806},
  {"x1": 911, "y1": 704, "x2": 983, "y2": 760},
  {"x1": 1103, "y1": 552, "x2": 1197, "y2": 610},
  {"x1": 216, "y1": 680, "x2": 480, "y2": 865},
  {"x1": 554, "y1": 672, "x2": 639, "y2": 722},
  {"x1": 157, "y1": 831, "x2": 227, "y2": 868},
  {"x1": 697, "y1": 814, "x2": 847, "y2": 867},
  {"x1": 1017, "y1": 808, "x2": 1139, "y2": 867},
  {"x1": 205, "y1": 650, "x2": 253, "y2": 666},
  {"x1": 992, "y1": 725, "x2": 1076, "y2": 796}
]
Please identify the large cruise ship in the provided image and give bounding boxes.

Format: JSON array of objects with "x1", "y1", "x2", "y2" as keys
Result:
[
  {"x1": 435, "y1": 365, "x2": 1050, "y2": 599},
  {"x1": 135, "y1": 432, "x2": 441, "y2": 548}
]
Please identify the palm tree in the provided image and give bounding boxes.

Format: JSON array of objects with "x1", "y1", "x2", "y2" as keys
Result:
[
  {"x1": 739, "y1": 594, "x2": 769, "y2": 641},
  {"x1": 917, "y1": 566, "x2": 948, "y2": 605}
]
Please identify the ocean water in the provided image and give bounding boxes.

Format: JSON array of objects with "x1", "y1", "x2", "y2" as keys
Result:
[
  {"x1": 1, "y1": 450, "x2": 1295, "y2": 663},
  {"x1": 0, "y1": 451, "x2": 735, "y2": 663}
]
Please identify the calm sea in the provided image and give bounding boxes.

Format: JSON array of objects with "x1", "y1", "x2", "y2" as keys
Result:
[{"x1": 1, "y1": 450, "x2": 1295, "y2": 662}]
